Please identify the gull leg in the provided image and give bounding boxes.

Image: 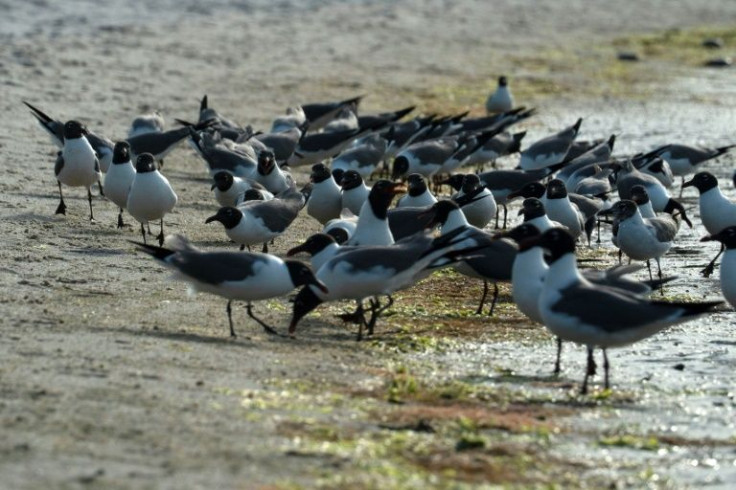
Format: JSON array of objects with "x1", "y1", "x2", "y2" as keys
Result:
[
  {"x1": 262, "y1": 242, "x2": 268, "y2": 254},
  {"x1": 553, "y1": 337, "x2": 563, "y2": 375},
  {"x1": 646, "y1": 259, "x2": 653, "y2": 282},
  {"x1": 702, "y1": 244, "x2": 724, "y2": 278},
  {"x1": 117, "y1": 208, "x2": 125, "y2": 229},
  {"x1": 475, "y1": 280, "x2": 489, "y2": 315},
  {"x1": 227, "y1": 300, "x2": 236, "y2": 337},
  {"x1": 502, "y1": 204, "x2": 508, "y2": 229},
  {"x1": 98, "y1": 179, "x2": 105, "y2": 197},
  {"x1": 87, "y1": 188, "x2": 95, "y2": 221},
  {"x1": 656, "y1": 257, "x2": 664, "y2": 296},
  {"x1": 140, "y1": 223, "x2": 147, "y2": 244},
  {"x1": 156, "y1": 218, "x2": 164, "y2": 246},
  {"x1": 487, "y1": 282, "x2": 499, "y2": 316},
  {"x1": 246, "y1": 303, "x2": 279, "y2": 336},
  {"x1": 55, "y1": 181, "x2": 67, "y2": 215},
  {"x1": 367, "y1": 295, "x2": 394, "y2": 334},
  {"x1": 603, "y1": 348, "x2": 611, "y2": 390},
  {"x1": 494, "y1": 207, "x2": 500, "y2": 229},
  {"x1": 581, "y1": 346, "x2": 596, "y2": 395},
  {"x1": 355, "y1": 302, "x2": 366, "y2": 342},
  {"x1": 678, "y1": 176, "x2": 684, "y2": 198}
]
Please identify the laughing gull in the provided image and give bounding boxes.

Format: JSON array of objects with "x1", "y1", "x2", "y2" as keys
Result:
[
  {"x1": 392, "y1": 134, "x2": 474, "y2": 180},
  {"x1": 250, "y1": 124, "x2": 305, "y2": 162},
  {"x1": 519, "y1": 118, "x2": 583, "y2": 171},
  {"x1": 301, "y1": 95, "x2": 363, "y2": 132},
  {"x1": 357, "y1": 106, "x2": 415, "y2": 133},
  {"x1": 271, "y1": 106, "x2": 307, "y2": 133},
  {"x1": 331, "y1": 134, "x2": 387, "y2": 179},
  {"x1": 198, "y1": 95, "x2": 241, "y2": 130},
  {"x1": 286, "y1": 127, "x2": 367, "y2": 168},
  {"x1": 503, "y1": 223, "x2": 675, "y2": 374},
  {"x1": 54, "y1": 121, "x2": 102, "y2": 221},
  {"x1": 544, "y1": 180, "x2": 585, "y2": 239},
  {"x1": 127, "y1": 120, "x2": 214, "y2": 167},
  {"x1": 126, "y1": 153, "x2": 178, "y2": 245},
  {"x1": 615, "y1": 160, "x2": 692, "y2": 228},
  {"x1": 103, "y1": 142, "x2": 136, "y2": 228},
  {"x1": 289, "y1": 228, "x2": 482, "y2": 338},
  {"x1": 287, "y1": 233, "x2": 345, "y2": 272},
  {"x1": 683, "y1": 171, "x2": 736, "y2": 276},
  {"x1": 556, "y1": 135, "x2": 616, "y2": 186},
  {"x1": 188, "y1": 129, "x2": 257, "y2": 179},
  {"x1": 128, "y1": 111, "x2": 165, "y2": 138},
  {"x1": 323, "y1": 107, "x2": 359, "y2": 133},
  {"x1": 600, "y1": 200, "x2": 676, "y2": 283},
  {"x1": 518, "y1": 198, "x2": 564, "y2": 232},
  {"x1": 307, "y1": 163, "x2": 343, "y2": 225},
  {"x1": 339, "y1": 170, "x2": 371, "y2": 215},
  {"x1": 477, "y1": 162, "x2": 568, "y2": 228},
  {"x1": 396, "y1": 174, "x2": 438, "y2": 208},
  {"x1": 653, "y1": 143, "x2": 735, "y2": 187},
  {"x1": 347, "y1": 180, "x2": 406, "y2": 246},
  {"x1": 254, "y1": 149, "x2": 293, "y2": 195},
  {"x1": 206, "y1": 187, "x2": 304, "y2": 252},
  {"x1": 450, "y1": 174, "x2": 496, "y2": 229},
  {"x1": 211, "y1": 171, "x2": 271, "y2": 207},
  {"x1": 534, "y1": 228, "x2": 721, "y2": 394},
  {"x1": 701, "y1": 227, "x2": 736, "y2": 309},
  {"x1": 424, "y1": 200, "x2": 516, "y2": 315},
  {"x1": 485, "y1": 76, "x2": 514, "y2": 114},
  {"x1": 23, "y1": 101, "x2": 115, "y2": 173},
  {"x1": 135, "y1": 235, "x2": 326, "y2": 337}
]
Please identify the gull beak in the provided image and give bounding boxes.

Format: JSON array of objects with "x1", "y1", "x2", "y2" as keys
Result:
[
  {"x1": 286, "y1": 243, "x2": 307, "y2": 257},
  {"x1": 205, "y1": 214, "x2": 221, "y2": 224}
]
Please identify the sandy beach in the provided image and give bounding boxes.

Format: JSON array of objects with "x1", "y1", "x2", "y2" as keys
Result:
[{"x1": 2, "y1": 1, "x2": 736, "y2": 488}]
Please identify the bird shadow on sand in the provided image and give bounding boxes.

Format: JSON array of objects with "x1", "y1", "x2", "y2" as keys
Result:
[{"x1": 109, "y1": 325, "x2": 263, "y2": 349}]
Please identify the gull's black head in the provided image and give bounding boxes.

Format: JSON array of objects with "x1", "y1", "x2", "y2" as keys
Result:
[
  {"x1": 536, "y1": 227, "x2": 577, "y2": 262},
  {"x1": 135, "y1": 153, "x2": 157, "y2": 173},
  {"x1": 546, "y1": 179, "x2": 568, "y2": 199},
  {"x1": 285, "y1": 260, "x2": 328, "y2": 292},
  {"x1": 340, "y1": 170, "x2": 363, "y2": 191},
  {"x1": 630, "y1": 185, "x2": 650, "y2": 206},
  {"x1": 331, "y1": 168, "x2": 345, "y2": 185},
  {"x1": 683, "y1": 171, "x2": 719, "y2": 194},
  {"x1": 441, "y1": 174, "x2": 466, "y2": 191},
  {"x1": 257, "y1": 149, "x2": 276, "y2": 176},
  {"x1": 498, "y1": 76, "x2": 508, "y2": 87},
  {"x1": 607, "y1": 199, "x2": 638, "y2": 220},
  {"x1": 242, "y1": 189, "x2": 265, "y2": 202},
  {"x1": 392, "y1": 156, "x2": 409, "y2": 180},
  {"x1": 310, "y1": 163, "x2": 332, "y2": 184},
  {"x1": 112, "y1": 141, "x2": 130, "y2": 164},
  {"x1": 406, "y1": 173, "x2": 428, "y2": 197},
  {"x1": 326, "y1": 227, "x2": 349, "y2": 245},
  {"x1": 508, "y1": 181, "x2": 545, "y2": 200},
  {"x1": 63, "y1": 120, "x2": 87, "y2": 139},
  {"x1": 289, "y1": 285, "x2": 324, "y2": 336},
  {"x1": 287, "y1": 233, "x2": 336, "y2": 257},
  {"x1": 212, "y1": 171, "x2": 234, "y2": 191},
  {"x1": 367, "y1": 180, "x2": 406, "y2": 219},
  {"x1": 426, "y1": 199, "x2": 460, "y2": 226},
  {"x1": 701, "y1": 226, "x2": 736, "y2": 249},
  {"x1": 502, "y1": 223, "x2": 542, "y2": 251},
  {"x1": 205, "y1": 206, "x2": 243, "y2": 229},
  {"x1": 519, "y1": 197, "x2": 546, "y2": 220},
  {"x1": 461, "y1": 174, "x2": 481, "y2": 194}
]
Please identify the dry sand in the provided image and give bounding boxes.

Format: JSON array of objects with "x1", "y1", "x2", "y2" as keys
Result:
[{"x1": 2, "y1": 1, "x2": 736, "y2": 488}]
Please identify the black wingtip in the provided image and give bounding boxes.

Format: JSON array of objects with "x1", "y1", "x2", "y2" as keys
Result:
[
  {"x1": 23, "y1": 100, "x2": 54, "y2": 123},
  {"x1": 129, "y1": 240, "x2": 175, "y2": 260},
  {"x1": 200, "y1": 95, "x2": 208, "y2": 112}
]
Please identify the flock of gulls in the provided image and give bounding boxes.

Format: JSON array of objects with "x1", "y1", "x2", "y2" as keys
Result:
[{"x1": 24, "y1": 76, "x2": 736, "y2": 394}]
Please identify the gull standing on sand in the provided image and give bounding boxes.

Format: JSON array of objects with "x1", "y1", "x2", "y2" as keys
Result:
[
  {"x1": 103, "y1": 141, "x2": 136, "y2": 228},
  {"x1": 683, "y1": 171, "x2": 736, "y2": 277},
  {"x1": 485, "y1": 76, "x2": 514, "y2": 114},
  {"x1": 519, "y1": 118, "x2": 583, "y2": 171},
  {"x1": 701, "y1": 227, "x2": 736, "y2": 309},
  {"x1": 54, "y1": 120, "x2": 102, "y2": 221},
  {"x1": 450, "y1": 174, "x2": 496, "y2": 230},
  {"x1": 126, "y1": 153, "x2": 178, "y2": 245},
  {"x1": 347, "y1": 180, "x2": 406, "y2": 246},
  {"x1": 306, "y1": 163, "x2": 343, "y2": 225},
  {"x1": 534, "y1": 228, "x2": 721, "y2": 394},
  {"x1": 135, "y1": 235, "x2": 327, "y2": 338}
]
